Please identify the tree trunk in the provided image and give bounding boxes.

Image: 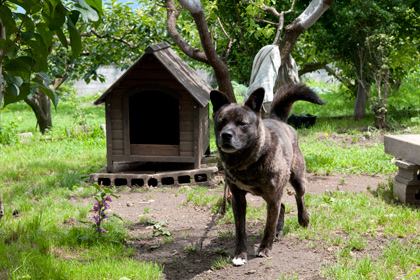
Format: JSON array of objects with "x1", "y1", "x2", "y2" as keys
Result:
[
  {"x1": 0, "y1": 19, "x2": 5, "y2": 131},
  {"x1": 24, "y1": 75, "x2": 67, "y2": 134},
  {"x1": 0, "y1": 19, "x2": 5, "y2": 221},
  {"x1": 374, "y1": 109, "x2": 386, "y2": 129},
  {"x1": 0, "y1": 187, "x2": 3, "y2": 221},
  {"x1": 354, "y1": 80, "x2": 370, "y2": 120},
  {"x1": 25, "y1": 90, "x2": 53, "y2": 134}
]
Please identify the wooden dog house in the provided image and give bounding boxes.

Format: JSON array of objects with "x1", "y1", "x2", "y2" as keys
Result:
[{"x1": 94, "y1": 42, "x2": 212, "y2": 172}]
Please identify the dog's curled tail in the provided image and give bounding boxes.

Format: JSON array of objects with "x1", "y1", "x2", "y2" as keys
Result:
[{"x1": 269, "y1": 83, "x2": 325, "y2": 122}]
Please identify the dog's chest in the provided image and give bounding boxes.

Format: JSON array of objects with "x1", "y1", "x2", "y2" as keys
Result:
[{"x1": 225, "y1": 169, "x2": 265, "y2": 196}]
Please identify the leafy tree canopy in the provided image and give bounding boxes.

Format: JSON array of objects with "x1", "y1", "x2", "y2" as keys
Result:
[{"x1": 0, "y1": 0, "x2": 103, "y2": 107}]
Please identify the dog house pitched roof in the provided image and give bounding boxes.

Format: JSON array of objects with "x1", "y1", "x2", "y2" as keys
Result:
[{"x1": 94, "y1": 42, "x2": 213, "y2": 107}]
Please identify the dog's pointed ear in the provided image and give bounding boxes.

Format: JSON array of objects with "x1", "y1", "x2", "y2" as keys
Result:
[
  {"x1": 210, "y1": 90, "x2": 231, "y2": 112},
  {"x1": 245, "y1": 87, "x2": 265, "y2": 113}
]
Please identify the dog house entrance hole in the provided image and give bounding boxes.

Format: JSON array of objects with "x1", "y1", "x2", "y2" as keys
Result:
[{"x1": 129, "y1": 90, "x2": 179, "y2": 145}]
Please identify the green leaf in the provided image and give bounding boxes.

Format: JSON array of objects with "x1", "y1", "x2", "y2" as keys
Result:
[
  {"x1": 93, "y1": 184, "x2": 102, "y2": 192},
  {"x1": 37, "y1": 72, "x2": 51, "y2": 85},
  {"x1": 0, "y1": 38, "x2": 8, "y2": 50},
  {"x1": 37, "y1": 84, "x2": 58, "y2": 108},
  {"x1": 68, "y1": 10, "x2": 81, "y2": 26},
  {"x1": 4, "y1": 56, "x2": 33, "y2": 74},
  {"x1": 5, "y1": 83, "x2": 19, "y2": 97},
  {"x1": 54, "y1": 28, "x2": 68, "y2": 48},
  {"x1": 7, "y1": 45, "x2": 19, "y2": 59},
  {"x1": 0, "y1": 5, "x2": 18, "y2": 34},
  {"x1": 42, "y1": 0, "x2": 67, "y2": 31},
  {"x1": 7, "y1": 75, "x2": 24, "y2": 87},
  {"x1": 67, "y1": 14, "x2": 82, "y2": 59},
  {"x1": 21, "y1": 31, "x2": 34, "y2": 42},
  {"x1": 75, "y1": 0, "x2": 99, "y2": 22},
  {"x1": 25, "y1": 35, "x2": 48, "y2": 72},
  {"x1": 84, "y1": 0, "x2": 103, "y2": 16},
  {"x1": 36, "y1": 23, "x2": 54, "y2": 48},
  {"x1": 113, "y1": 213, "x2": 123, "y2": 221},
  {"x1": 33, "y1": 75, "x2": 59, "y2": 108},
  {"x1": 9, "y1": 0, "x2": 36, "y2": 12},
  {"x1": 3, "y1": 83, "x2": 30, "y2": 107},
  {"x1": 16, "y1": 13, "x2": 35, "y2": 31}
]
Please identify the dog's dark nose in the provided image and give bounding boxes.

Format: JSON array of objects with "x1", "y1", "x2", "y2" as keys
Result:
[{"x1": 221, "y1": 131, "x2": 233, "y2": 140}]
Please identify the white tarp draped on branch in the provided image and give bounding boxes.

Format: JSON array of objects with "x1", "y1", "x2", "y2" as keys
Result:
[{"x1": 245, "y1": 45, "x2": 299, "y2": 112}]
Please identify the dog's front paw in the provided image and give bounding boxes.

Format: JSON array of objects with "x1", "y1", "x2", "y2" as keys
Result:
[
  {"x1": 256, "y1": 247, "x2": 270, "y2": 258},
  {"x1": 232, "y1": 252, "x2": 247, "y2": 266}
]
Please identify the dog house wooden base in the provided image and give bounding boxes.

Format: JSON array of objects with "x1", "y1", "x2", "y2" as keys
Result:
[{"x1": 94, "y1": 42, "x2": 213, "y2": 172}]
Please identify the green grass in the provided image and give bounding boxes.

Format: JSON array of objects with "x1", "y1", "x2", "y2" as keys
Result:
[
  {"x1": 321, "y1": 240, "x2": 420, "y2": 279},
  {"x1": 299, "y1": 135, "x2": 396, "y2": 175},
  {"x1": 210, "y1": 255, "x2": 231, "y2": 271},
  {"x1": 0, "y1": 93, "x2": 163, "y2": 279},
  {"x1": 184, "y1": 186, "x2": 223, "y2": 213},
  {"x1": 1, "y1": 92, "x2": 104, "y2": 135}
]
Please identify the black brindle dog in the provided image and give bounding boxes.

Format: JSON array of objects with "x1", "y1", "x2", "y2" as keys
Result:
[{"x1": 210, "y1": 83, "x2": 325, "y2": 266}]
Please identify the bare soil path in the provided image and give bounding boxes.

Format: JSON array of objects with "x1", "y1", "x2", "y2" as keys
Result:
[{"x1": 104, "y1": 172, "x2": 391, "y2": 279}]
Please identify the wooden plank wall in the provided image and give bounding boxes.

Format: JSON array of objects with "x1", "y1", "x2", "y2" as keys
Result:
[
  {"x1": 109, "y1": 91, "x2": 124, "y2": 156},
  {"x1": 179, "y1": 95, "x2": 194, "y2": 157}
]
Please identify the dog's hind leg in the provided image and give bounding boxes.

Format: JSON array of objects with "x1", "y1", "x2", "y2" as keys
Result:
[
  {"x1": 290, "y1": 154, "x2": 310, "y2": 227},
  {"x1": 276, "y1": 203, "x2": 285, "y2": 239},
  {"x1": 230, "y1": 184, "x2": 248, "y2": 266},
  {"x1": 292, "y1": 178, "x2": 310, "y2": 227}
]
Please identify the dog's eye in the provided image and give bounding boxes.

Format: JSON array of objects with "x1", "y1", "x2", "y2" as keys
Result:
[{"x1": 238, "y1": 121, "x2": 248, "y2": 127}]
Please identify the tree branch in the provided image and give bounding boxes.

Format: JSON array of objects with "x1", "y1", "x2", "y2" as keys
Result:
[
  {"x1": 254, "y1": 18, "x2": 278, "y2": 26},
  {"x1": 217, "y1": 17, "x2": 236, "y2": 63},
  {"x1": 324, "y1": 64, "x2": 357, "y2": 93},
  {"x1": 252, "y1": 0, "x2": 297, "y2": 45},
  {"x1": 298, "y1": 61, "x2": 328, "y2": 76},
  {"x1": 279, "y1": 0, "x2": 333, "y2": 63},
  {"x1": 50, "y1": 73, "x2": 69, "y2": 91},
  {"x1": 80, "y1": 29, "x2": 142, "y2": 49},
  {"x1": 165, "y1": 0, "x2": 209, "y2": 64},
  {"x1": 258, "y1": 4, "x2": 281, "y2": 18},
  {"x1": 90, "y1": 29, "x2": 107, "y2": 39}
]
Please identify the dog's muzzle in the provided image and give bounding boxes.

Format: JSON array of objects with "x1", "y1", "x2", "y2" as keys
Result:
[{"x1": 218, "y1": 130, "x2": 241, "y2": 153}]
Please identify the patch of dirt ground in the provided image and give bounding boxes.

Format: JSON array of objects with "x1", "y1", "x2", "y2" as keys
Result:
[{"x1": 102, "y1": 172, "x2": 392, "y2": 280}]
